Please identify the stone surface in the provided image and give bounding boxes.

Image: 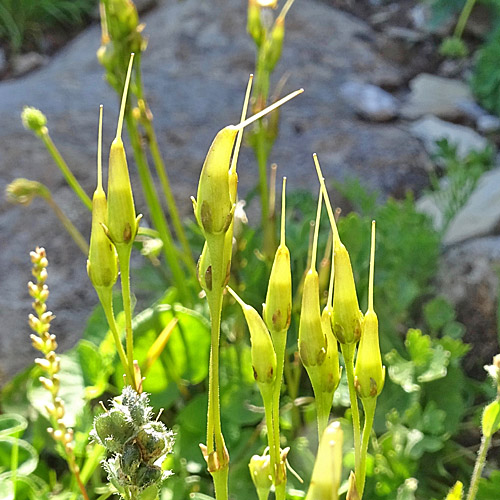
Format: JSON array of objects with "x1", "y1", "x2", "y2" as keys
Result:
[
  {"x1": 437, "y1": 237, "x2": 500, "y2": 377},
  {"x1": 410, "y1": 115, "x2": 488, "y2": 159},
  {"x1": 12, "y1": 52, "x2": 48, "y2": 77},
  {"x1": 0, "y1": 0, "x2": 430, "y2": 382},
  {"x1": 339, "y1": 81, "x2": 399, "y2": 121},
  {"x1": 443, "y1": 168, "x2": 500, "y2": 246},
  {"x1": 401, "y1": 73, "x2": 473, "y2": 120},
  {"x1": 477, "y1": 114, "x2": 500, "y2": 134}
]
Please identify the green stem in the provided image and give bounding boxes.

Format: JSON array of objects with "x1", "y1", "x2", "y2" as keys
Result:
[
  {"x1": 271, "y1": 330, "x2": 286, "y2": 473},
  {"x1": 40, "y1": 131, "x2": 92, "y2": 211},
  {"x1": 116, "y1": 244, "x2": 136, "y2": 391},
  {"x1": 454, "y1": 0, "x2": 478, "y2": 39},
  {"x1": 359, "y1": 397, "x2": 376, "y2": 498},
  {"x1": 96, "y1": 286, "x2": 134, "y2": 387},
  {"x1": 262, "y1": 384, "x2": 278, "y2": 483},
  {"x1": 132, "y1": 57, "x2": 196, "y2": 279},
  {"x1": 41, "y1": 191, "x2": 89, "y2": 255},
  {"x1": 341, "y1": 343, "x2": 361, "y2": 484},
  {"x1": 466, "y1": 433, "x2": 493, "y2": 500},
  {"x1": 124, "y1": 112, "x2": 190, "y2": 303},
  {"x1": 314, "y1": 387, "x2": 331, "y2": 441},
  {"x1": 11, "y1": 436, "x2": 18, "y2": 496}
]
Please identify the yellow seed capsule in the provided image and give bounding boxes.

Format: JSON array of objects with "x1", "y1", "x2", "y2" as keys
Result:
[
  {"x1": 299, "y1": 270, "x2": 327, "y2": 368},
  {"x1": 228, "y1": 288, "x2": 276, "y2": 385},
  {"x1": 305, "y1": 421, "x2": 343, "y2": 500},
  {"x1": 332, "y1": 240, "x2": 362, "y2": 345},
  {"x1": 263, "y1": 178, "x2": 291, "y2": 333},
  {"x1": 194, "y1": 126, "x2": 238, "y2": 235},
  {"x1": 445, "y1": 481, "x2": 463, "y2": 500},
  {"x1": 87, "y1": 106, "x2": 118, "y2": 290},
  {"x1": 354, "y1": 310, "x2": 385, "y2": 398},
  {"x1": 354, "y1": 221, "x2": 385, "y2": 399},
  {"x1": 106, "y1": 54, "x2": 141, "y2": 246}
]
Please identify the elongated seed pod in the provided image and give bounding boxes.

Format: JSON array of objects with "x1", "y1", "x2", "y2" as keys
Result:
[{"x1": 87, "y1": 106, "x2": 118, "y2": 290}]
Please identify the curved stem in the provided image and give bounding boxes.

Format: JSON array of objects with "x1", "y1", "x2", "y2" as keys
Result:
[
  {"x1": 454, "y1": 0, "x2": 478, "y2": 39},
  {"x1": 359, "y1": 397, "x2": 376, "y2": 498},
  {"x1": 342, "y1": 343, "x2": 361, "y2": 483},
  {"x1": 40, "y1": 132, "x2": 92, "y2": 211}
]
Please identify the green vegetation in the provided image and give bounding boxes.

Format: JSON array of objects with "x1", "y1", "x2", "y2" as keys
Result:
[{"x1": 2, "y1": 1, "x2": 500, "y2": 500}]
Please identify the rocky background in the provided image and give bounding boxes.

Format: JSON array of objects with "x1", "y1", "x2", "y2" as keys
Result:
[{"x1": 1, "y1": 0, "x2": 499, "y2": 383}]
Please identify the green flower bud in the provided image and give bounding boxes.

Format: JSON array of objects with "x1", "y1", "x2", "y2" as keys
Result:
[
  {"x1": 21, "y1": 106, "x2": 47, "y2": 136},
  {"x1": 135, "y1": 422, "x2": 170, "y2": 462},
  {"x1": 193, "y1": 126, "x2": 237, "y2": 235},
  {"x1": 249, "y1": 453, "x2": 272, "y2": 500},
  {"x1": 103, "y1": 0, "x2": 139, "y2": 41},
  {"x1": 247, "y1": 0, "x2": 264, "y2": 46},
  {"x1": 298, "y1": 269, "x2": 327, "y2": 368},
  {"x1": 265, "y1": 16, "x2": 284, "y2": 72},
  {"x1": 263, "y1": 242, "x2": 291, "y2": 333},
  {"x1": 93, "y1": 409, "x2": 136, "y2": 453},
  {"x1": 120, "y1": 442, "x2": 141, "y2": 476},
  {"x1": 5, "y1": 178, "x2": 48, "y2": 206},
  {"x1": 135, "y1": 463, "x2": 162, "y2": 489},
  {"x1": 332, "y1": 240, "x2": 362, "y2": 345},
  {"x1": 305, "y1": 421, "x2": 343, "y2": 500},
  {"x1": 228, "y1": 287, "x2": 276, "y2": 385},
  {"x1": 354, "y1": 310, "x2": 385, "y2": 399}
]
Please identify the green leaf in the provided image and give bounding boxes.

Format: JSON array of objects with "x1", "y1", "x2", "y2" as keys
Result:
[
  {"x1": 0, "y1": 472, "x2": 48, "y2": 500},
  {"x1": 77, "y1": 340, "x2": 112, "y2": 399},
  {"x1": 396, "y1": 478, "x2": 418, "y2": 500},
  {"x1": 417, "y1": 345, "x2": 449, "y2": 383},
  {"x1": 385, "y1": 350, "x2": 419, "y2": 393},
  {"x1": 482, "y1": 400, "x2": 500, "y2": 438},
  {"x1": 0, "y1": 437, "x2": 38, "y2": 476},
  {"x1": 423, "y1": 297, "x2": 456, "y2": 333}
]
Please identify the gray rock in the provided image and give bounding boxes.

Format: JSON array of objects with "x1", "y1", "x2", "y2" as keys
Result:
[
  {"x1": 12, "y1": 52, "x2": 48, "y2": 77},
  {"x1": 415, "y1": 191, "x2": 445, "y2": 232},
  {"x1": 477, "y1": 114, "x2": 500, "y2": 134},
  {"x1": 401, "y1": 73, "x2": 473, "y2": 120},
  {"x1": 437, "y1": 236, "x2": 500, "y2": 376},
  {"x1": 410, "y1": 115, "x2": 488, "y2": 159},
  {"x1": 0, "y1": 0, "x2": 426, "y2": 382},
  {"x1": 0, "y1": 48, "x2": 7, "y2": 75},
  {"x1": 443, "y1": 167, "x2": 500, "y2": 246},
  {"x1": 339, "y1": 81, "x2": 398, "y2": 122}
]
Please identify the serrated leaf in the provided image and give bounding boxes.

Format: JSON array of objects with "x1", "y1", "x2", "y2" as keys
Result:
[
  {"x1": 396, "y1": 478, "x2": 418, "y2": 500},
  {"x1": 386, "y1": 350, "x2": 419, "y2": 393},
  {"x1": 417, "y1": 345, "x2": 449, "y2": 383},
  {"x1": 406, "y1": 329, "x2": 432, "y2": 367},
  {"x1": 482, "y1": 400, "x2": 500, "y2": 438}
]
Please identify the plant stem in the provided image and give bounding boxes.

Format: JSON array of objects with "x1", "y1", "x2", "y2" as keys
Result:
[
  {"x1": 96, "y1": 286, "x2": 135, "y2": 387},
  {"x1": 124, "y1": 112, "x2": 190, "y2": 303},
  {"x1": 359, "y1": 396, "x2": 376, "y2": 498},
  {"x1": 132, "y1": 56, "x2": 196, "y2": 279},
  {"x1": 40, "y1": 131, "x2": 92, "y2": 211},
  {"x1": 466, "y1": 433, "x2": 493, "y2": 500},
  {"x1": 314, "y1": 386, "x2": 331, "y2": 441},
  {"x1": 454, "y1": 0, "x2": 477, "y2": 39},
  {"x1": 342, "y1": 343, "x2": 361, "y2": 484},
  {"x1": 41, "y1": 191, "x2": 89, "y2": 255},
  {"x1": 116, "y1": 244, "x2": 137, "y2": 391}
]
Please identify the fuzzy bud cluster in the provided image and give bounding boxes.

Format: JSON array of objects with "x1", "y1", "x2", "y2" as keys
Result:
[{"x1": 91, "y1": 387, "x2": 174, "y2": 499}]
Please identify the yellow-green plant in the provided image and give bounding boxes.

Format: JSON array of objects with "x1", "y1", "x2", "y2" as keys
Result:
[{"x1": 27, "y1": 246, "x2": 90, "y2": 500}]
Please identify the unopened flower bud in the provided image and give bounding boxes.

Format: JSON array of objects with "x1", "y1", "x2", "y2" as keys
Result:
[
  {"x1": 265, "y1": 16, "x2": 284, "y2": 72},
  {"x1": 21, "y1": 107, "x2": 47, "y2": 136},
  {"x1": 332, "y1": 241, "x2": 362, "y2": 345},
  {"x1": 35, "y1": 358, "x2": 51, "y2": 370},
  {"x1": 320, "y1": 307, "x2": 341, "y2": 393},
  {"x1": 445, "y1": 481, "x2": 463, "y2": 500},
  {"x1": 5, "y1": 178, "x2": 48, "y2": 206},
  {"x1": 247, "y1": 0, "x2": 264, "y2": 46},
  {"x1": 305, "y1": 421, "x2": 343, "y2": 500}
]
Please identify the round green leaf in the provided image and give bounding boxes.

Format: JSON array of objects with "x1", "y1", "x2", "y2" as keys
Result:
[{"x1": 482, "y1": 400, "x2": 500, "y2": 438}]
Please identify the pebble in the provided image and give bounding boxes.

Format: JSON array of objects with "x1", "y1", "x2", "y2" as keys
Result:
[{"x1": 339, "y1": 81, "x2": 399, "y2": 122}]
